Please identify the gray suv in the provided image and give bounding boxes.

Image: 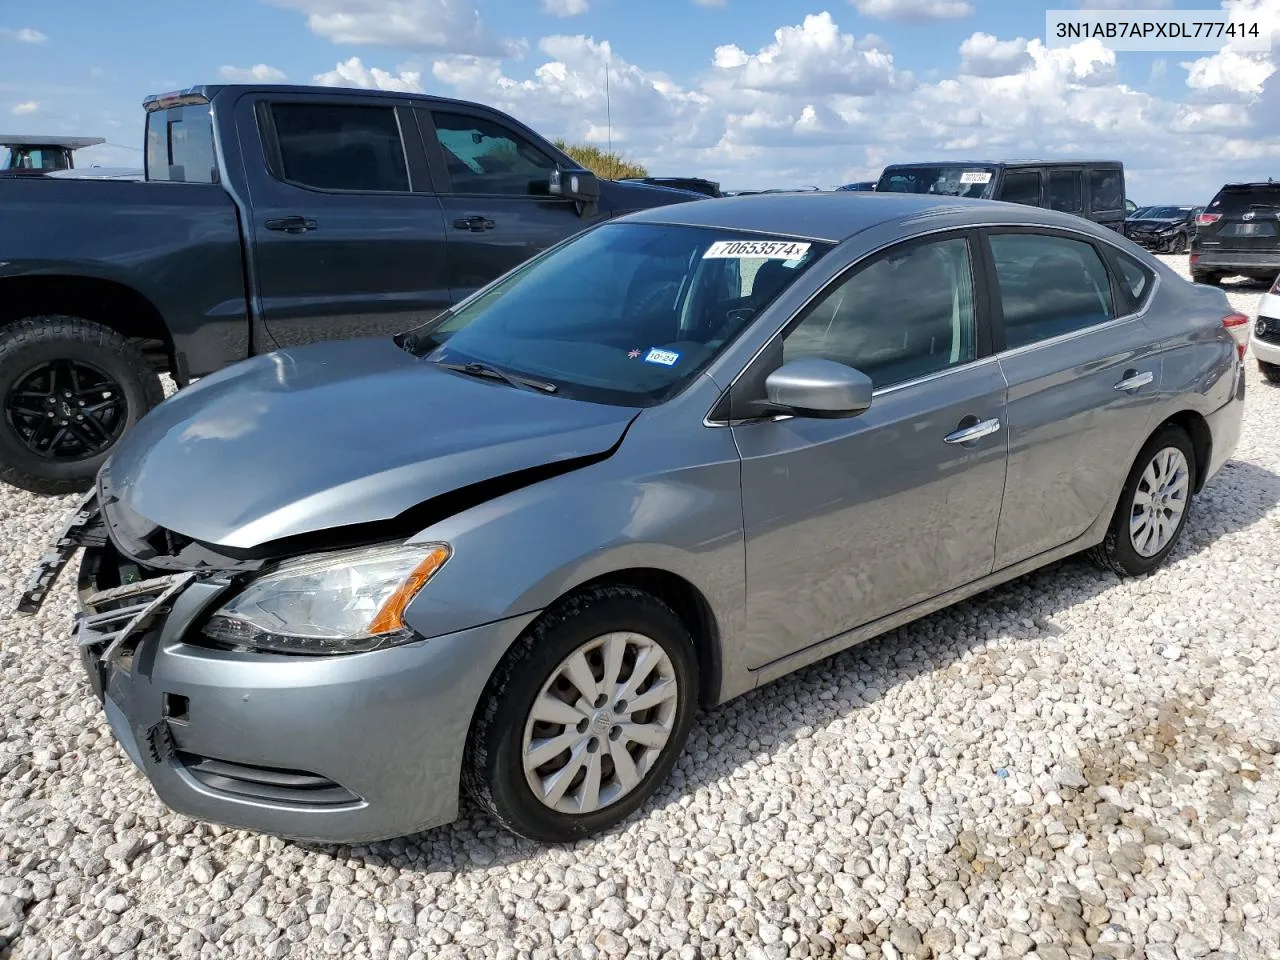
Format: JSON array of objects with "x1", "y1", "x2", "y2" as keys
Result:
[{"x1": 20, "y1": 193, "x2": 1246, "y2": 844}]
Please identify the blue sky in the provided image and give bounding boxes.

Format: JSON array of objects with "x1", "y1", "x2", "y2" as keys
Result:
[{"x1": 3, "y1": 0, "x2": 1278, "y2": 197}]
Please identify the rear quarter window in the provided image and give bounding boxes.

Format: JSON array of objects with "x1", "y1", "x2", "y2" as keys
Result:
[{"x1": 1110, "y1": 249, "x2": 1154, "y2": 308}]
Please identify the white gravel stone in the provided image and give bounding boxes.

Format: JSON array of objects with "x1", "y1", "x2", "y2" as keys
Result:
[{"x1": 1, "y1": 260, "x2": 1278, "y2": 957}]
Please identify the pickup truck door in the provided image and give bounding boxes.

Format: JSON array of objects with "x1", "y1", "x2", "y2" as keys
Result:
[
  {"x1": 234, "y1": 93, "x2": 451, "y2": 348},
  {"x1": 417, "y1": 107, "x2": 609, "y2": 302}
]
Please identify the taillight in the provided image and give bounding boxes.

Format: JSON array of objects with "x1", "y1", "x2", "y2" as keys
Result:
[
  {"x1": 1196, "y1": 213, "x2": 1222, "y2": 227},
  {"x1": 1222, "y1": 312, "x2": 1250, "y2": 360},
  {"x1": 1270, "y1": 273, "x2": 1280, "y2": 294},
  {"x1": 1190, "y1": 253, "x2": 1200, "y2": 267}
]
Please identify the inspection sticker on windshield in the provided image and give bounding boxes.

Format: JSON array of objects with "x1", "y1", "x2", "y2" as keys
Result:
[
  {"x1": 644, "y1": 348, "x2": 680, "y2": 367},
  {"x1": 703, "y1": 240, "x2": 811, "y2": 260},
  {"x1": 959, "y1": 171, "x2": 992, "y2": 185}
]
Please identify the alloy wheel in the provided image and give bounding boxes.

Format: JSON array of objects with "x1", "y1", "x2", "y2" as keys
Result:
[
  {"x1": 521, "y1": 631, "x2": 679, "y2": 815},
  {"x1": 4, "y1": 359, "x2": 127, "y2": 461},
  {"x1": 1129, "y1": 446, "x2": 1190, "y2": 557}
]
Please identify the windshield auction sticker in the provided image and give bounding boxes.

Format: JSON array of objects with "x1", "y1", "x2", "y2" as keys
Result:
[
  {"x1": 959, "y1": 171, "x2": 993, "y2": 185},
  {"x1": 703, "y1": 240, "x2": 812, "y2": 260},
  {"x1": 1045, "y1": 9, "x2": 1271, "y2": 51}
]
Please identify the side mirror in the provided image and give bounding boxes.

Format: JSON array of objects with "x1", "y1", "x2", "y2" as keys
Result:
[
  {"x1": 763, "y1": 358, "x2": 873, "y2": 419},
  {"x1": 549, "y1": 167, "x2": 600, "y2": 213}
]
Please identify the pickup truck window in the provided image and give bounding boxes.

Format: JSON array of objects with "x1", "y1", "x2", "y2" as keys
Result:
[
  {"x1": 270, "y1": 103, "x2": 409, "y2": 193},
  {"x1": 146, "y1": 105, "x2": 217, "y2": 183},
  {"x1": 432, "y1": 112, "x2": 557, "y2": 197}
]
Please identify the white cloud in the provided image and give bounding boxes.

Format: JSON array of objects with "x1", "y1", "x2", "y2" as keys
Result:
[
  {"x1": 850, "y1": 0, "x2": 973, "y2": 22},
  {"x1": 0, "y1": 27, "x2": 46, "y2": 43},
  {"x1": 542, "y1": 0, "x2": 588, "y2": 16},
  {"x1": 268, "y1": 0, "x2": 519, "y2": 56},
  {"x1": 314, "y1": 56, "x2": 425, "y2": 92},
  {"x1": 709, "y1": 13, "x2": 911, "y2": 95},
  {"x1": 218, "y1": 63, "x2": 288, "y2": 82},
  {"x1": 1076, "y1": 0, "x2": 1174, "y2": 7},
  {"x1": 1182, "y1": 48, "x2": 1275, "y2": 95},
  {"x1": 10, "y1": 100, "x2": 38, "y2": 115},
  {"x1": 958, "y1": 32, "x2": 1031, "y2": 77}
]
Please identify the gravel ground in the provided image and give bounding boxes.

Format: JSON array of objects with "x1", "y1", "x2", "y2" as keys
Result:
[{"x1": 1, "y1": 255, "x2": 1278, "y2": 960}]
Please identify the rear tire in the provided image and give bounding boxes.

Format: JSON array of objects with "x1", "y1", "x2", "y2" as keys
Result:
[
  {"x1": 1089, "y1": 425, "x2": 1196, "y2": 577},
  {"x1": 0, "y1": 317, "x2": 164, "y2": 495},
  {"x1": 1191, "y1": 270, "x2": 1220, "y2": 286},
  {"x1": 464, "y1": 585, "x2": 698, "y2": 842},
  {"x1": 1260, "y1": 360, "x2": 1280, "y2": 384}
]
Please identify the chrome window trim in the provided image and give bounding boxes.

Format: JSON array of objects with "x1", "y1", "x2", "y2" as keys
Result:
[{"x1": 704, "y1": 218, "x2": 1161, "y2": 427}]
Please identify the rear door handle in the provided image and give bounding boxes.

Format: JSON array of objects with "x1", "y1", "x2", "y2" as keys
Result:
[
  {"x1": 1114, "y1": 370, "x2": 1154, "y2": 392},
  {"x1": 453, "y1": 216, "x2": 496, "y2": 232},
  {"x1": 944, "y1": 417, "x2": 1001, "y2": 444},
  {"x1": 265, "y1": 216, "x2": 317, "y2": 233}
]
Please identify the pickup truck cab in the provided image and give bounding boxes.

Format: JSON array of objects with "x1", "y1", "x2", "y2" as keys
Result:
[{"x1": 0, "y1": 84, "x2": 700, "y2": 494}]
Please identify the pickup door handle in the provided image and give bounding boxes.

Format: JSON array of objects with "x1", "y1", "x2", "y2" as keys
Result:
[
  {"x1": 944, "y1": 417, "x2": 1002, "y2": 445},
  {"x1": 1114, "y1": 370, "x2": 1154, "y2": 392},
  {"x1": 265, "y1": 216, "x2": 317, "y2": 233},
  {"x1": 453, "y1": 216, "x2": 496, "y2": 232}
]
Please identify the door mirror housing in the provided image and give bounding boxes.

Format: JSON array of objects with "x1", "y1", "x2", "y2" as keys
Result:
[
  {"x1": 763, "y1": 358, "x2": 873, "y2": 419},
  {"x1": 549, "y1": 167, "x2": 600, "y2": 215}
]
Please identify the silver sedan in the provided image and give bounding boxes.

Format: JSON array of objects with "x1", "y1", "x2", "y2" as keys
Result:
[{"x1": 19, "y1": 192, "x2": 1247, "y2": 843}]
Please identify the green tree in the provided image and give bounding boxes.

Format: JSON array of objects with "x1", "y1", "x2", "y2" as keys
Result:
[{"x1": 553, "y1": 139, "x2": 648, "y2": 180}]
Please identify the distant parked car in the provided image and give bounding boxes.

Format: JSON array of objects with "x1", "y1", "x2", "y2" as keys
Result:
[
  {"x1": 1191, "y1": 180, "x2": 1280, "y2": 285},
  {"x1": 876, "y1": 160, "x2": 1129, "y2": 232},
  {"x1": 20, "y1": 193, "x2": 1246, "y2": 845},
  {"x1": 836, "y1": 182, "x2": 876, "y2": 192},
  {"x1": 0, "y1": 135, "x2": 105, "y2": 177},
  {"x1": 1250, "y1": 274, "x2": 1280, "y2": 383},
  {"x1": 619, "y1": 177, "x2": 721, "y2": 198},
  {"x1": 1124, "y1": 205, "x2": 1203, "y2": 254}
]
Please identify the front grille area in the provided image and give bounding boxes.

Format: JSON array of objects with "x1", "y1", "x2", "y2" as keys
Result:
[
  {"x1": 1257, "y1": 316, "x2": 1280, "y2": 346},
  {"x1": 178, "y1": 753, "x2": 359, "y2": 806},
  {"x1": 77, "y1": 573, "x2": 196, "y2": 664}
]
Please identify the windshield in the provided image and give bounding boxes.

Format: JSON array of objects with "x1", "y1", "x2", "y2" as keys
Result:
[
  {"x1": 1144, "y1": 206, "x2": 1193, "y2": 219},
  {"x1": 876, "y1": 165, "x2": 997, "y2": 199},
  {"x1": 402, "y1": 222, "x2": 832, "y2": 406}
]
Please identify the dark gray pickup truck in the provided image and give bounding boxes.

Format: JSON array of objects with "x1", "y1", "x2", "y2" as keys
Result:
[{"x1": 0, "y1": 84, "x2": 701, "y2": 494}]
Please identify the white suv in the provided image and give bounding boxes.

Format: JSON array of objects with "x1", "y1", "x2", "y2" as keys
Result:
[{"x1": 1252, "y1": 274, "x2": 1280, "y2": 383}]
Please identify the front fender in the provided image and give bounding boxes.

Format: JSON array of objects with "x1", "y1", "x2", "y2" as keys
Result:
[{"x1": 398, "y1": 422, "x2": 747, "y2": 695}]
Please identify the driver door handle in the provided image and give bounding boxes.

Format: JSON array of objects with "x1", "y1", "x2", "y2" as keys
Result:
[
  {"x1": 944, "y1": 417, "x2": 1002, "y2": 444},
  {"x1": 453, "y1": 216, "x2": 496, "y2": 232},
  {"x1": 264, "y1": 216, "x2": 317, "y2": 233},
  {"x1": 1114, "y1": 370, "x2": 1154, "y2": 392}
]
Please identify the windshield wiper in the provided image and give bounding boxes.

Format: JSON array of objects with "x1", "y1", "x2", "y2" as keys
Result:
[{"x1": 433, "y1": 360, "x2": 558, "y2": 394}]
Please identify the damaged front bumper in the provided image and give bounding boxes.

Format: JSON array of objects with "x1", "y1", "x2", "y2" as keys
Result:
[{"x1": 18, "y1": 490, "x2": 535, "y2": 843}]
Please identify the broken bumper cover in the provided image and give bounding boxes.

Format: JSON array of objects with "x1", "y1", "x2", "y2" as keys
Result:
[{"x1": 23, "y1": 494, "x2": 537, "y2": 844}]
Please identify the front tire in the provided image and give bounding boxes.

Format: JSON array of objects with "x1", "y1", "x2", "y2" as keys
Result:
[
  {"x1": 0, "y1": 316, "x2": 164, "y2": 495},
  {"x1": 464, "y1": 585, "x2": 698, "y2": 842},
  {"x1": 1169, "y1": 233, "x2": 1187, "y2": 255},
  {"x1": 1260, "y1": 360, "x2": 1280, "y2": 384},
  {"x1": 1089, "y1": 425, "x2": 1196, "y2": 577}
]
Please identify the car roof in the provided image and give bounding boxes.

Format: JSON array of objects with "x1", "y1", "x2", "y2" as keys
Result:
[
  {"x1": 618, "y1": 192, "x2": 1110, "y2": 243},
  {"x1": 880, "y1": 159, "x2": 1122, "y2": 169}
]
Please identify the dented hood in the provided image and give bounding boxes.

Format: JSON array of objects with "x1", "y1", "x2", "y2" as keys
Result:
[{"x1": 102, "y1": 338, "x2": 638, "y2": 550}]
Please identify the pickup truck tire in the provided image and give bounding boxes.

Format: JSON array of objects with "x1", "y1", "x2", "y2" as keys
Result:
[{"x1": 0, "y1": 316, "x2": 164, "y2": 495}]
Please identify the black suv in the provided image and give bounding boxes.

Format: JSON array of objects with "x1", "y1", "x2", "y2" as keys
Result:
[
  {"x1": 1191, "y1": 181, "x2": 1280, "y2": 284},
  {"x1": 1123, "y1": 205, "x2": 1203, "y2": 254},
  {"x1": 875, "y1": 160, "x2": 1129, "y2": 232}
]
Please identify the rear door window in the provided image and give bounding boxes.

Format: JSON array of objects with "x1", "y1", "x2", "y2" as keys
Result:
[
  {"x1": 1047, "y1": 170, "x2": 1084, "y2": 215},
  {"x1": 998, "y1": 171, "x2": 1041, "y2": 206},
  {"x1": 989, "y1": 232, "x2": 1115, "y2": 350},
  {"x1": 270, "y1": 103, "x2": 409, "y2": 193}
]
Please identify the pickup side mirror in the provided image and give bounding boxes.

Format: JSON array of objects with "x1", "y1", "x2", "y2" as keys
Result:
[
  {"x1": 763, "y1": 358, "x2": 873, "y2": 419},
  {"x1": 549, "y1": 167, "x2": 600, "y2": 215}
]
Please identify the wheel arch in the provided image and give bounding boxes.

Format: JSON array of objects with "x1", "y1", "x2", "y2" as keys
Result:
[
  {"x1": 1159, "y1": 409, "x2": 1212, "y2": 492},
  {"x1": 0, "y1": 275, "x2": 175, "y2": 376}
]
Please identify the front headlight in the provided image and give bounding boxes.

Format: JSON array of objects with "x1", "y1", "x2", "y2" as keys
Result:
[{"x1": 203, "y1": 542, "x2": 451, "y2": 655}]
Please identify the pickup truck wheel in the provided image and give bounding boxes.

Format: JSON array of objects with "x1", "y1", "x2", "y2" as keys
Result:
[{"x1": 0, "y1": 317, "x2": 164, "y2": 495}]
